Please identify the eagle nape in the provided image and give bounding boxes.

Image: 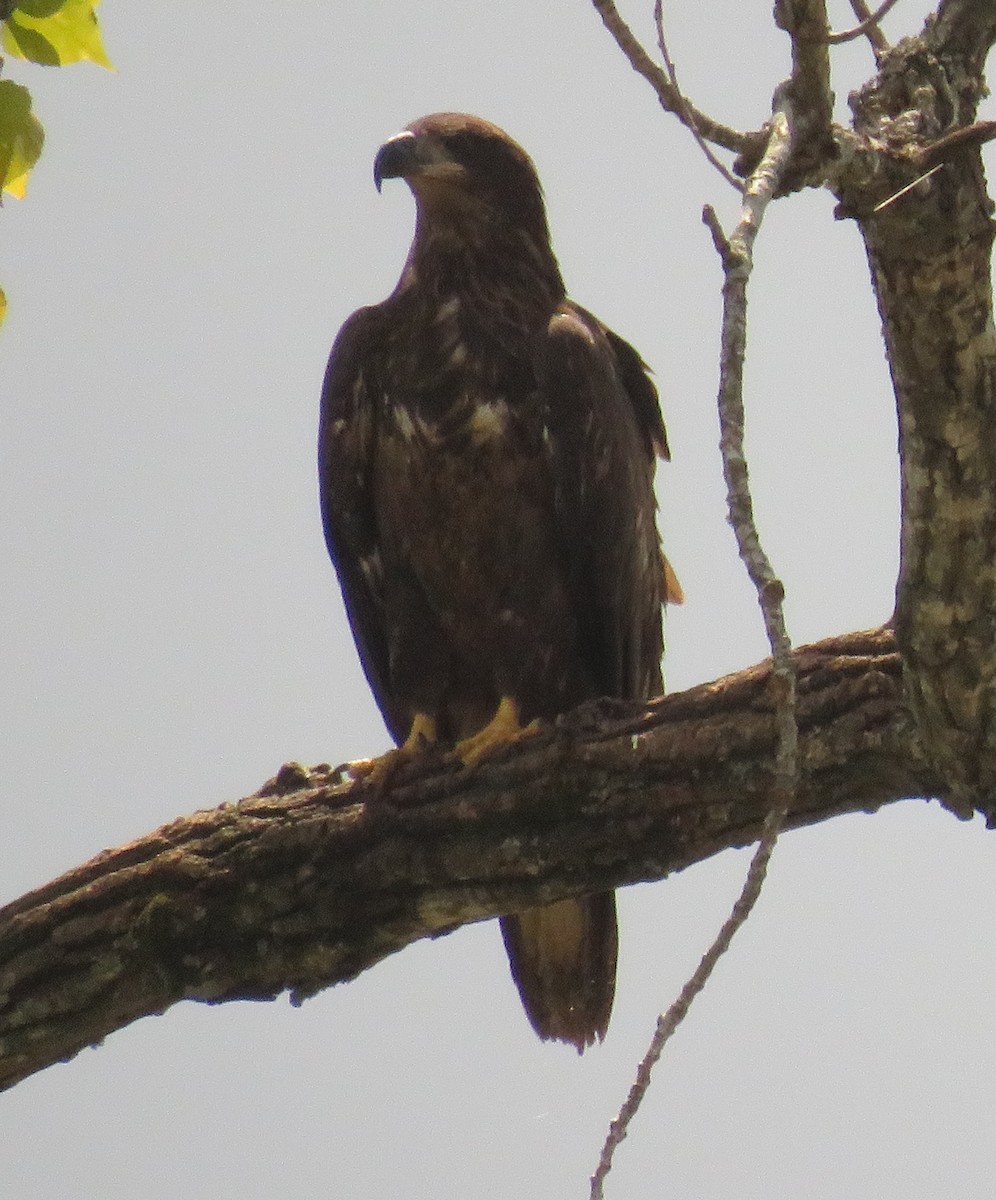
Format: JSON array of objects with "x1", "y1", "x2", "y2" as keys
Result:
[{"x1": 319, "y1": 112, "x2": 671, "y2": 1051}]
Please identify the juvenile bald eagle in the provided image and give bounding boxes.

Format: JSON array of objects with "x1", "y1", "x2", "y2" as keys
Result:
[{"x1": 319, "y1": 113, "x2": 675, "y2": 1051}]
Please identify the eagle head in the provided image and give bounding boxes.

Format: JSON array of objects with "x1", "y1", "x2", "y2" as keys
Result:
[{"x1": 372, "y1": 112, "x2": 551, "y2": 249}]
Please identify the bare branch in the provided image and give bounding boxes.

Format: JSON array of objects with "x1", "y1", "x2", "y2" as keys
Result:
[
  {"x1": 774, "y1": 0, "x2": 834, "y2": 168},
  {"x1": 708, "y1": 99, "x2": 800, "y2": 827},
  {"x1": 707, "y1": 113, "x2": 794, "y2": 606},
  {"x1": 590, "y1": 790, "x2": 787, "y2": 1200},
  {"x1": 917, "y1": 119, "x2": 996, "y2": 168},
  {"x1": 0, "y1": 628, "x2": 928, "y2": 1093},
  {"x1": 589, "y1": 0, "x2": 750, "y2": 155},
  {"x1": 707, "y1": 100, "x2": 801, "y2": 839},
  {"x1": 652, "y1": 0, "x2": 743, "y2": 192},
  {"x1": 846, "y1": 0, "x2": 892, "y2": 51},
  {"x1": 830, "y1": 0, "x2": 903, "y2": 47},
  {"x1": 731, "y1": 1, "x2": 834, "y2": 192},
  {"x1": 592, "y1": 105, "x2": 801, "y2": 1196}
]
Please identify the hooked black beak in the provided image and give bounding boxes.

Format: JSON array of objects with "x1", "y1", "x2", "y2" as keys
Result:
[{"x1": 373, "y1": 130, "x2": 418, "y2": 193}]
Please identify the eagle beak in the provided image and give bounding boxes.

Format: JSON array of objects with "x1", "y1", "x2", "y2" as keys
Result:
[{"x1": 373, "y1": 130, "x2": 419, "y2": 193}]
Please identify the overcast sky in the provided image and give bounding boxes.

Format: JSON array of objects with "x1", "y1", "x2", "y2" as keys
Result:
[{"x1": 4, "y1": 3, "x2": 996, "y2": 1197}]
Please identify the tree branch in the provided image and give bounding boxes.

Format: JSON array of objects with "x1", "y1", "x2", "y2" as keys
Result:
[
  {"x1": 931, "y1": 0, "x2": 996, "y2": 66},
  {"x1": 588, "y1": 0, "x2": 753, "y2": 156},
  {"x1": 766, "y1": 0, "x2": 835, "y2": 189},
  {"x1": 593, "y1": 100, "x2": 802, "y2": 1192},
  {"x1": 0, "y1": 627, "x2": 934, "y2": 1093},
  {"x1": 830, "y1": 0, "x2": 902, "y2": 47},
  {"x1": 652, "y1": 0, "x2": 743, "y2": 192},
  {"x1": 834, "y1": 9, "x2": 996, "y2": 816}
]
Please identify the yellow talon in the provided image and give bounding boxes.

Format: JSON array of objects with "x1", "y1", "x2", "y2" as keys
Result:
[
  {"x1": 346, "y1": 712, "x2": 437, "y2": 786},
  {"x1": 456, "y1": 696, "x2": 540, "y2": 767},
  {"x1": 401, "y1": 711, "x2": 437, "y2": 752}
]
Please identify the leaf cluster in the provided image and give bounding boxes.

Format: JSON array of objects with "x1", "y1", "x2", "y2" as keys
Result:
[{"x1": 0, "y1": 0, "x2": 111, "y2": 323}]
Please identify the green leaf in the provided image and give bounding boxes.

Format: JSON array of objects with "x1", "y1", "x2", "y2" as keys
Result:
[
  {"x1": 0, "y1": 80, "x2": 44, "y2": 198},
  {"x1": 0, "y1": 282, "x2": 7, "y2": 329},
  {"x1": 2, "y1": 0, "x2": 113, "y2": 69}
]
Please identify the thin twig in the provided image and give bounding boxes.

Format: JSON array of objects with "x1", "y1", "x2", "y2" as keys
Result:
[
  {"x1": 873, "y1": 163, "x2": 943, "y2": 212},
  {"x1": 917, "y1": 119, "x2": 996, "y2": 167},
  {"x1": 653, "y1": 0, "x2": 743, "y2": 192},
  {"x1": 589, "y1": 804, "x2": 788, "y2": 1200},
  {"x1": 829, "y1": 0, "x2": 902, "y2": 46},
  {"x1": 590, "y1": 104, "x2": 799, "y2": 1200},
  {"x1": 589, "y1": 0, "x2": 749, "y2": 154}
]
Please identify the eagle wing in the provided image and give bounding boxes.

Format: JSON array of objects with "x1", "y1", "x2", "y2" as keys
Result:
[
  {"x1": 499, "y1": 305, "x2": 667, "y2": 1049},
  {"x1": 537, "y1": 302, "x2": 666, "y2": 705},
  {"x1": 320, "y1": 300, "x2": 666, "y2": 729},
  {"x1": 318, "y1": 305, "x2": 399, "y2": 735}
]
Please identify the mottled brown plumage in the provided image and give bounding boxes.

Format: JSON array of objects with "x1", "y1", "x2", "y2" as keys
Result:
[{"x1": 319, "y1": 113, "x2": 672, "y2": 1050}]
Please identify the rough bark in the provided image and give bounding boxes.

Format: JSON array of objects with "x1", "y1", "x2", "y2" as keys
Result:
[
  {"x1": 0, "y1": 628, "x2": 932, "y2": 1092},
  {"x1": 833, "y1": 2, "x2": 996, "y2": 815}
]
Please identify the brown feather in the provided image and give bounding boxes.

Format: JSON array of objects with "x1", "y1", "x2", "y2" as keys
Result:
[
  {"x1": 501, "y1": 896, "x2": 617, "y2": 1051},
  {"x1": 319, "y1": 113, "x2": 670, "y2": 1049}
]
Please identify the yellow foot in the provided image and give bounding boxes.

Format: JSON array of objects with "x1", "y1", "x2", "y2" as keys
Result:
[
  {"x1": 455, "y1": 696, "x2": 541, "y2": 767},
  {"x1": 345, "y1": 712, "x2": 437, "y2": 789}
]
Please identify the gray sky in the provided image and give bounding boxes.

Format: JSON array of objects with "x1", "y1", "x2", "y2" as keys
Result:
[{"x1": 4, "y1": 3, "x2": 996, "y2": 1197}]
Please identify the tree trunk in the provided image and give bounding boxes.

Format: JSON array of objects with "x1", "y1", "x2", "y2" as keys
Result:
[{"x1": 835, "y1": 6, "x2": 996, "y2": 816}]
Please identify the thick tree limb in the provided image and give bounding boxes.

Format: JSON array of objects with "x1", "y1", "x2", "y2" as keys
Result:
[
  {"x1": 775, "y1": 0, "x2": 833, "y2": 139},
  {"x1": 0, "y1": 627, "x2": 935, "y2": 1092},
  {"x1": 834, "y1": 5, "x2": 996, "y2": 815}
]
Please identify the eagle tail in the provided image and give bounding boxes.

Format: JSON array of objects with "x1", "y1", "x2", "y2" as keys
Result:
[{"x1": 500, "y1": 892, "x2": 618, "y2": 1052}]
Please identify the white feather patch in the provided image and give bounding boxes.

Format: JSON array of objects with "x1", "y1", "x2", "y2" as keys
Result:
[{"x1": 468, "y1": 398, "x2": 509, "y2": 444}]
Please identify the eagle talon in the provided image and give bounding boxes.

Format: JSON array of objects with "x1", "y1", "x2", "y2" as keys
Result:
[
  {"x1": 348, "y1": 711, "x2": 438, "y2": 795},
  {"x1": 456, "y1": 696, "x2": 540, "y2": 768},
  {"x1": 341, "y1": 755, "x2": 387, "y2": 784}
]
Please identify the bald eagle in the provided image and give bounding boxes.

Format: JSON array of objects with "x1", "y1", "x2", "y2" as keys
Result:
[{"x1": 319, "y1": 113, "x2": 675, "y2": 1050}]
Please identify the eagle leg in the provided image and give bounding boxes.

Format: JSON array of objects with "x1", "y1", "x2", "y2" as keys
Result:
[
  {"x1": 346, "y1": 711, "x2": 438, "y2": 788},
  {"x1": 455, "y1": 695, "x2": 540, "y2": 768}
]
